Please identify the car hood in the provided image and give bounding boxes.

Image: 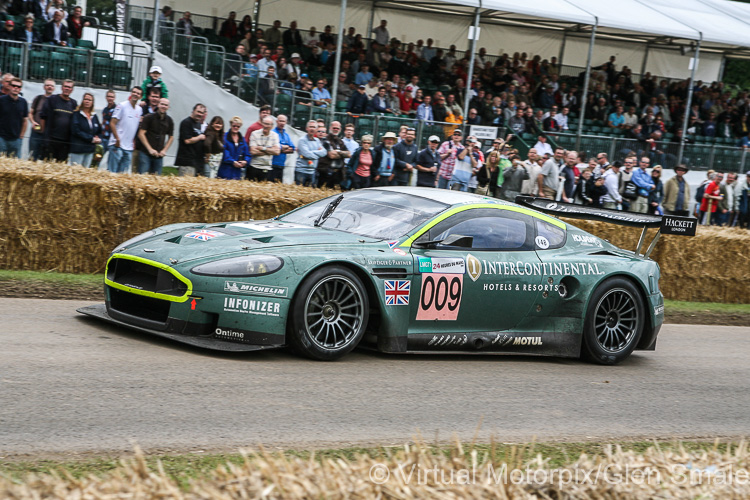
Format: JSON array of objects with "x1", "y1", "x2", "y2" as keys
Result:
[{"x1": 115, "y1": 220, "x2": 381, "y2": 265}]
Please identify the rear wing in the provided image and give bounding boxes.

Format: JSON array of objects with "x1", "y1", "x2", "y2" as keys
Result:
[{"x1": 515, "y1": 196, "x2": 697, "y2": 258}]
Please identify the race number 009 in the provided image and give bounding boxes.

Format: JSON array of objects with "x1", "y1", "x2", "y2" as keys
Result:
[{"x1": 416, "y1": 273, "x2": 463, "y2": 321}]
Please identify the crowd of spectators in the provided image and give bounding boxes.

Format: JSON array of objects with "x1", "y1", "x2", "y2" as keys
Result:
[
  {"x1": 1, "y1": 1, "x2": 92, "y2": 47},
  {"x1": 201, "y1": 15, "x2": 750, "y2": 152},
  {"x1": 2, "y1": 64, "x2": 749, "y2": 228},
  {"x1": 2, "y1": 11, "x2": 750, "y2": 227}
]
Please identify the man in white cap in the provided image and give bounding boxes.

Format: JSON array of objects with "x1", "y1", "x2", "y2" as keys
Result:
[
  {"x1": 415, "y1": 135, "x2": 441, "y2": 187},
  {"x1": 288, "y1": 53, "x2": 303, "y2": 81},
  {"x1": 141, "y1": 65, "x2": 168, "y2": 102},
  {"x1": 372, "y1": 131, "x2": 398, "y2": 186}
]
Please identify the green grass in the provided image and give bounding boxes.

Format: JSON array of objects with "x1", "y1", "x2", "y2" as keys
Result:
[
  {"x1": 0, "y1": 269, "x2": 104, "y2": 286},
  {"x1": 664, "y1": 299, "x2": 750, "y2": 315},
  {"x1": 0, "y1": 440, "x2": 734, "y2": 489}
]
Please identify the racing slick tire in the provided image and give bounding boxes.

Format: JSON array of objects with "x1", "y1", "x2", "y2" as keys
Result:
[
  {"x1": 581, "y1": 277, "x2": 645, "y2": 365},
  {"x1": 289, "y1": 265, "x2": 369, "y2": 361}
]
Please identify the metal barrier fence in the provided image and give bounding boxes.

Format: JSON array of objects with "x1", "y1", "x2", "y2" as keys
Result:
[
  {"x1": 551, "y1": 132, "x2": 748, "y2": 172},
  {"x1": 0, "y1": 37, "x2": 149, "y2": 89}
]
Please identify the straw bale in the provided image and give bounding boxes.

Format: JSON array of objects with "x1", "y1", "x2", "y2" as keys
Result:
[
  {"x1": 1, "y1": 159, "x2": 749, "y2": 301},
  {"x1": 0, "y1": 159, "x2": 330, "y2": 274},
  {"x1": 3, "y1": 440, "x2": 750, "y2": 499}
]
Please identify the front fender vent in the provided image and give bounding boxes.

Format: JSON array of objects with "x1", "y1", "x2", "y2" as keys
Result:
[{"x1": 371, "y1": 267, "x2": 408, "y2": 280}]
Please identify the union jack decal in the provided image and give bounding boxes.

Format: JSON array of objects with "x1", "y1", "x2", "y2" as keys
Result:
[
  {"x1": 384, "y1": 280, "x2": 410, "y2": 306},
  {"x1": 184, "y1": 230, "x2": 223, "y2": 241}
]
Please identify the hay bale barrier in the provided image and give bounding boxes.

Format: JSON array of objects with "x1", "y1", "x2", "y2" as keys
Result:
[
  {"x1": 0, "y1": 159, "x2": 330, "y2": 274},
  {"x1": 1, "y1": 159, "x2": 748, "y2": 301},
  {"x1": 3, "y1": 440, "x2": 750, "y2": 498}
]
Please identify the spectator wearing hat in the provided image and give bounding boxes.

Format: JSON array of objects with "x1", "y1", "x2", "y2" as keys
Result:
[
  {"x1": 371, "y1": 131, "x2": 397, "y2": 186},
  {"x1": 533, "y1": 134, "x2": 553, "y2": 157},
  {"x1": 437, "y1": 129, "x2": 465, "y2": 189},
  {"x1": 43, "y1": 9, "x2": 68, "y2": 46},
  {"x1": 243, "y1": 53, "x2": 260, "y2": 78},
  {"x1": 0, "y1": 19, "x2": 16, "y2": 40},
  {"x1": 415, "y1": 135, "x2": 441, "y2": 187},
  {"x1": 347, "y1": 84, "x2": 369, "y2": 115},
  {"x1": 287, "y1": 53, "x2": 303, "y2": 81},
  {"x1": 142, "y1": 66, "x2": 168, "y2": 101},
  {"x1": 663, "y1": 164, "x2": 690, "y2": 216}
]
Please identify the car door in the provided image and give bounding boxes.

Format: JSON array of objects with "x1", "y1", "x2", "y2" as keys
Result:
[{"x1": 408, "y1": 208, "x2": 544, "y2": 335}]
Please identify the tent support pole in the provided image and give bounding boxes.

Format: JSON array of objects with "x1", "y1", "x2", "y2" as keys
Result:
[
  {"x1": 678, "y1": 38, "x2": 701, "y2": 167},
  {"x1": 640, "y1": 42, "x2": 650, "y2": 77},
  {"x1": 558, "y1": 30, "x2": 567, "y2": 69},
  {"x1": 718, "y1": 54, "x2": 727, "y2": 81},
  {"x1": 329, "y1": 0, "x2": 347, "y2": 121},
  {"x1": 463, "y1": 6, "x2": 481, "y2": 125},
  {"x1": 575, "y1": 20, "x2": 597, "y2": 152},
  {"x1": 253, "y1": 0, "x2": 262, "y2": 31},
  {"x1": 366, "y1": 1, "x2": 376, "y2": 52},
  {"x1": 149, "y1": 0, "x2": 160, "y2": 68}
]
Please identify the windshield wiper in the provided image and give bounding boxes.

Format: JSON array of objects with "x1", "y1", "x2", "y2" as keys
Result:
[{"x1": 314, "y1": 194, "x2": 344, "y2": 227}]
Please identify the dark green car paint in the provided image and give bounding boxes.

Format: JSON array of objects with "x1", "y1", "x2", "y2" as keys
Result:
[{"x1": 82, "y1": 187, "x2": 663, "y2": 359}]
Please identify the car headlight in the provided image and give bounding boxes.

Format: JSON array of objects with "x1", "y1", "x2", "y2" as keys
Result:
[
  {"x1": 191, "y1": 255, "x2": 284, "y2": 277},
  {"x1": 111, "y1": 230, "x2": 156, "y2": 254}
]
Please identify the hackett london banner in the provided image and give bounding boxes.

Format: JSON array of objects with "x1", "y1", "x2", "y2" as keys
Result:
[{"x1": 660, "y1": 215, "x2": 698, "y2": 236}]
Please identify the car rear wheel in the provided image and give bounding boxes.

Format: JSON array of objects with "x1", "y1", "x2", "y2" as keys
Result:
[
  {"x1": 289, "y1": 266, "x2": 369, "y2": 361},
  {"x1": 581, "y1": 277, "x2": 644, "y2": 365}
]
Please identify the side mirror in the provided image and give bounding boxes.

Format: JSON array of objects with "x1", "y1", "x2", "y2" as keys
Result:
[{"x1": 413, "y1": 234, "x2": 473, "y2": 249}]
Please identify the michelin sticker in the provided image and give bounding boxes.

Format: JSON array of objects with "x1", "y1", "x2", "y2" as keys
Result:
[
  {"x1": 223, "y1": 297, "x2": 281, "y2": 316},
  {"x1": 224, "y1": 281, "x2": 288, "y2": 297},
  {"x1": 535, "y1": 236, "x2": 550, "y2": 249}
]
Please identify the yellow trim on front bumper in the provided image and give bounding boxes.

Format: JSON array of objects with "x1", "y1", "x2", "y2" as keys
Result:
[
  {"x1": 400, "y1": 203, "x2": 566, "y2": 248},
  {"x1": 105, "y1": 253, "x2": 193, "y2": 303}
]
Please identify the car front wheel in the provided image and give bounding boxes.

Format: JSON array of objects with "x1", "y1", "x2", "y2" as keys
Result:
[
  {"x1": 581, "y1": 277, "x2": 644, "y2": 365},
  {"x1": 289, "y1": 266, "x2": 369, "y2": 361}
]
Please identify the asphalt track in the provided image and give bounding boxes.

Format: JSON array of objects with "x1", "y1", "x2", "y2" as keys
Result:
[{"x1": 2, "y1": 298, "x2": 749, "y2": 458}]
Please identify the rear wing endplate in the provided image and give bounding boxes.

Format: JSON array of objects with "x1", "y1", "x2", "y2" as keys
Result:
[{"x1": 515, "y1": 196, "x2": 697, "y2": 258}]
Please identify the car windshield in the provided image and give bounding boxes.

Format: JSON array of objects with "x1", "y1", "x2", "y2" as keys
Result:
[{"x1": 280, "y1": 190, "x2": 449, "y2": 239}]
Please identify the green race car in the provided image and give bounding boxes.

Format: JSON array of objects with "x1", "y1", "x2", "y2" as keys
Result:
[{"x1": 79, "y1": 187, "x2": 678, "y2": 365}]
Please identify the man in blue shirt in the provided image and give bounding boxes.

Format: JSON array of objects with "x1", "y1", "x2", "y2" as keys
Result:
[
  {"x1": 354, "y1": 64, "x2": 373, "y2": 86},
  {"x1": 295, "y1": 120, "x2": 328, "y2": 186},
  {"x1": 416, "y1": 95, "x2": 433, "y2": 123},
  {"x1": 631, "y1": 156, "x2": 655, "y2": 213},
  {"x1": 312, "y1": 80, "x2": 332, "y2": 108},
  {"x1": 607, "y1": 105, "x2": 625, "y2": 129},
  {"x1": 256, "y1": 48, "x2": 276, "y2": 78},
  {"x1": 270, "y1": 114, "x2": 295, "y2": 183}
]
